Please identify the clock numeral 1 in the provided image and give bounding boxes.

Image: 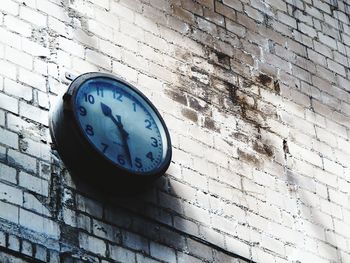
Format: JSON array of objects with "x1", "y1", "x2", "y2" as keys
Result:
[
  {"x1": 146, "y1": 152, "x2": 154, "y2": 161},
  {"x1": 113, "y1": 90, "x2": 123, "y2": 102},
  {"x1": 145, "y1": 119, "x2": 152, "y2": 130},
  {"x1": 101, "y1": 143, "x2": 109, "y2": 153},
  {"x1": 150, "y1": 137, "x2": 158, "y2": 147},
  {"x1": 135, "y1": 157, "x2": 142, "y2": 168},
  {"x1": 79, "y1": 106, "x2": 87, "y2": 116},
  {"x1": 117, "y1": 154, "x2": 126, "y2": 165},
  {"x1": 85, "y1": 124, "x2": 94, "y2": 136},
  {"x1": 132, "y1": 102, "x2": 137, "y2": 112},
  {"x1": 84, "y1": 93, "x2": 95, "y2": 104}
]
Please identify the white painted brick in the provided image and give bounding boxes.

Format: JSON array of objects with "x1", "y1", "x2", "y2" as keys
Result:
[
  {"x1": 92, "y1": 219, "x2": 120, "y2": 242},
  {"x1": 19, "y1": 101, "x2": 49, "y2": 126},
  {"x1": 0, "y1": 200, "x2": 19, "y2": 224},
  {"x1": 4, "y1": 78, "x2": 32, "y2": 101},
  {"x1": 4, "y1": 15, "x2": 32, "y2": 37},
  {"x1": 0, "y1": 60, "x2": 17, "y2": 80},
  {"x1": 87, "y1": 19, "x2": 113, "y2": 40},
  {"x1": 85, "y1": 49, "x2": 111, "y2": 70},
  {"x1": 0, "y1": 92, "x2": 18, "y2": 114},
  {"x1": 36, "y1": 0, "x2": 69, "y2": 22},
  {"x1": 109, "y1": 245, "x2": 136, "y2": 263},
  {"x1": 23, "y1": 192, "x2": 50, "y2": 216},
  {"x1": 58, "y1": 37, "x2": 84, "y2": 57},
  {"x1": 19, "y1": 208, "x2": 60, "y2": 238},
  {"x1": 19, "y1": 6, "x2": 47, "y2": 27},
  {"x1": 19, "y1": 171, "x2": 49, "y2": 196},
  {"x1": 0, "y1": 163, "x2": 16, "y2": 184},
  {"x1": 150, "y1": 242, "x2": 176, "y2": 263},
  {"x1": 79, "y1": 232, "x2": 106, "y2": 256},
  {"x1": 0, "y1": 182, "x2": 22, "y2": 205},
  {"x1": 0, "y1": 126, "x2": 18, "y2": 148},
  {"x1": 33, "y1": 59, "x2": 48, "y2": 75},
  {"x1": 0, "y1": 0, "x2": 19, "y2": 16},
  {"x1": 8, "y1": 149, "x2": 36, "y2": 173},
  {"x1": 21, "y1": 38, "x2": 50, "y2": 58}
]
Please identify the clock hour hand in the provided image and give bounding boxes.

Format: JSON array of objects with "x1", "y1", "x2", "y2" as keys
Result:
[{"x1": 100, "y1": 102, "x2": 132, "y2": 167}]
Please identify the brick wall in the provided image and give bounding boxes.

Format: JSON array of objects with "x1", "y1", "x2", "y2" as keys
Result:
[{"x1": 0, "y1": 0, "x2": 349, "y2": 262}]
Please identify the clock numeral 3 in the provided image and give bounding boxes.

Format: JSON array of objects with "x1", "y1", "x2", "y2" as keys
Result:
[
  {"x1": 135, "y1": 157, "x2": 143, "y2": 168},
  {"x1": 150, "y1": 137, "x2": 158, "y2": 147},
  {"x1": 85, "y1": 125, "x2": 94, "y2": 136},
  {"x1": 146, "y1": 152, "x2": 154, "y2": 161},
  {"x1": 117, "y1": 154, "x2": 125, "y2": 165},
  {"x1": 84, "y1": 93, "x2": 95, "y2": 104},
  {"x1": 145, "y1": 120, "x2": 152, "y2": 130},
  {"x1": 79, "y1": 106, "x2": 87, "y2": 116}
]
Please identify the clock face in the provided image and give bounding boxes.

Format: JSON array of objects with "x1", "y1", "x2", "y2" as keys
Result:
[{"x1": 73, "y1": 77, "x2": 169, "y2": 174}]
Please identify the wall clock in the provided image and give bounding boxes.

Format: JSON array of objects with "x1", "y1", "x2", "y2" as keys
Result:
[{"x1": 50, "y1": 72, "x2": 172, "y2": 192}]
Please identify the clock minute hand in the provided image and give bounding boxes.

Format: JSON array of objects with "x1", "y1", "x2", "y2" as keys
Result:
[{"x1": 100, "y1": 103, "x2": 132, "y2": 167}]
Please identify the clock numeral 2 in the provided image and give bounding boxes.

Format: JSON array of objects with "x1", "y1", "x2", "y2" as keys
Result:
[
  {"x1": 85, "y1": 125, "x2": 94, "y2": 136},
  {"x1": 84, "y1": 93, "x2": 95, "y2": 104},
  {"x1": 145, "y1": 120, "x2": 152, "y2": 130}
]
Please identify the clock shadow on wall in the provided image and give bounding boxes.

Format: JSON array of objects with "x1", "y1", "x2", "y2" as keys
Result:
[{"x1": 49, "y1": 72, "x2": 172, "y2": 195}]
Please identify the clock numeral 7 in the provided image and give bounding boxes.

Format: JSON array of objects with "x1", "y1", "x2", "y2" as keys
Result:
[{"x1": 101, "y1": 143, "x2": 109, "y2": 153}]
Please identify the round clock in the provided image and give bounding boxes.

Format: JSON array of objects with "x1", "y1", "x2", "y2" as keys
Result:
[{"x1": 50, "y1": 72, "x2": 172, "y2": 192}]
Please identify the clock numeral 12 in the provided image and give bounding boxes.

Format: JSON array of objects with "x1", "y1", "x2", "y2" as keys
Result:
[{"x1": 113, "y1": 90, "x2": 123, "y2": 102}]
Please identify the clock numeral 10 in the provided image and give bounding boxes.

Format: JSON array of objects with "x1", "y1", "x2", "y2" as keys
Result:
[{"x1": 84, "y1": 93, "x2": 95, "y2": 104}]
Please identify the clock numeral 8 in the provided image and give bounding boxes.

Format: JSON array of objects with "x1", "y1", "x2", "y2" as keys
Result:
[{"x1": 85, "y1": 124, "x2": 94, "y2": 136}]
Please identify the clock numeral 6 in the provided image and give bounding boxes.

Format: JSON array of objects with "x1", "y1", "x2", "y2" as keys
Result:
[
  {"x1": 79, "y1": 106, "x2": 87, "y2": 116},
  {"x1": 117, "y1": 154, "x2": 125, "y2": 165},
  {"x1": 135, "y1": 157, "x2": 142, "y2": 168},
  {"x1": 85, "y1": 124, "x2": 94, "y2": 136},
  {"x1": 150, "y1": 137, "x2": 158, "y2": 147},
  {"x1": 84, "y1": 93, "x2": 95, "y2": 104}
]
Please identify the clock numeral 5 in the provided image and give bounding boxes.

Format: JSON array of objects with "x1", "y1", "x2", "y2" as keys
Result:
[{"x1": 135, "y1": 157, "x2": 142, "y2": 168}]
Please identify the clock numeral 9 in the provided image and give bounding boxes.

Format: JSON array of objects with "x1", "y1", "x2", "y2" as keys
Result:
[
  {"x1": 85, "y1": 124, "x2": 94, "y2": 136},
  {"x1": 84, "y1": 93, "x2": 95, "y2": 104},
  {"x1": 146, "y1": 152, "x2": 154, "y2": 161},
  {"x1": 135, "y1": 157, "x2": 142, "y2": 168},
  {"x1": 150, "y1": 137, "x2": 158, "y2": 147},
  {"x1": 145, "y1": 120, "x2": 152, "y2": 130},
  {"x1": 117, "y1": 154, "x2": 125, "y2": 165},
  {"x1": 79, "y1": 106, "x2": 87, "y2": 116}
]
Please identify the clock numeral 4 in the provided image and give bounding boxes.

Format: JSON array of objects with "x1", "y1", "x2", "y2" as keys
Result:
[
  {"x1": 146, "y1": 152, "x2": 154, "y2": 161},
  {"x1": 85, "y1": 124, "x2": 94, "y2": 136}
]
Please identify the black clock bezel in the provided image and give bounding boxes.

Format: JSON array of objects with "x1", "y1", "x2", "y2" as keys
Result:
[{"x1": 50, "y1": 72, "x2": 172, "y2": 190}]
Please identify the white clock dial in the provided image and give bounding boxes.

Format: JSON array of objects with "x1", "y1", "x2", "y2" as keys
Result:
[{"x1": 74, "y1": 78, "x2": 167, "y2": 173}]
